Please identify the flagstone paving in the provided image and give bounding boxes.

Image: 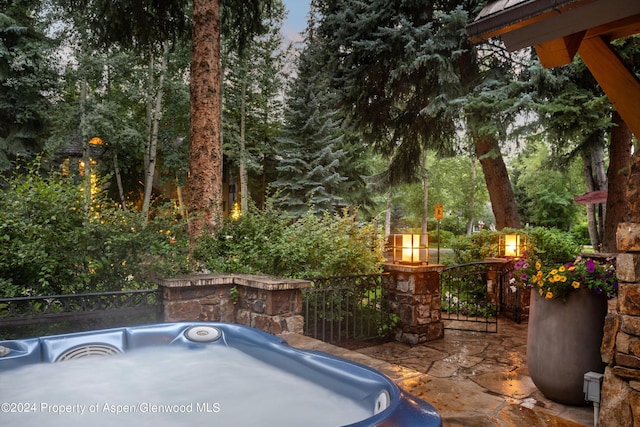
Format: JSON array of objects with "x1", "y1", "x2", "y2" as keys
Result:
[{"x1": 280, "y1": 318, "x2": 595, "y2": 426}]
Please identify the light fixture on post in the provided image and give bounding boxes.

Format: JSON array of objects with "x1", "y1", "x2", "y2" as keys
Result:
[
  {"x1": 387, "y1": 234, "x2": 428, "y2": 265},
  {"x1": 499, "y1": 234, "x2": 527, "y2": 258}
]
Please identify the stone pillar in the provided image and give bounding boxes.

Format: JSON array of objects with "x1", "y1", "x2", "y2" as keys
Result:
[
  {"x1": 157, "y1": 274, "x2": 310, "y2": 335},
  {"x1": 382, "y1": 263, "x2": 445, "y2": 345},
  {"x1": 598, "y1": 223, "x2": 640, "y2": 426}
]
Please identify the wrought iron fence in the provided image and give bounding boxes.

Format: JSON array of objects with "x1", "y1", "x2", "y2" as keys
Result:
[
  {"x1": 497, "y1": 261, "x2": 530, "y2": 323},
  {"x1": 302, "y1": 274, "x2": 393, "y2": 344},
  {"x1": 0, "y1": 289, "x2": 163, "y2": 339},
  {"x1": 440, "y1": 262, "x2": 501, "y2": 332}
]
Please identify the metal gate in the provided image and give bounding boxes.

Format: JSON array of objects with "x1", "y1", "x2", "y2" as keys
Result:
[{"x1": 440, "y1": 262, "x2": 501, "y2": 332}]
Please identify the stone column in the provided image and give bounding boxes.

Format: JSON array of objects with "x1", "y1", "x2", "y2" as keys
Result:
[
  {"x1": 157, "y1": 274, "x2": 310, "y2": 335},
  {"x1": 598, "y1": 223, "x2": 640, "y2": 426},
  {"x1": 382, "y1": 263, "x2": 445, "y2": 345}
]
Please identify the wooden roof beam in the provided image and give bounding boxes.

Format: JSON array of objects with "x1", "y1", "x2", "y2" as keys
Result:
[
  {"x1": 577, "y1": 36, "x2": 640, "y2": 140},
  {"x1": 534, "y1": 32, "x2": 585, "y2": 68}
]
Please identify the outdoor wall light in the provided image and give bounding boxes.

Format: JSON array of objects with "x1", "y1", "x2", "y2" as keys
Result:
[
  {"x1": 498, "y1": 234, "x2": 527, "y2": 258},
  {"x1": 387, "y1": 234, "x2": 428, "y2": 265}
]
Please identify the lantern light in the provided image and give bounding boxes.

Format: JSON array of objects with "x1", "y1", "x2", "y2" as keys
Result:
[
  {"x1": 387, "y1": 234, "x2": 428, "y2": 265},
  {"x1": 499, "y1": 234, "x2": 527, "y2": 258}
]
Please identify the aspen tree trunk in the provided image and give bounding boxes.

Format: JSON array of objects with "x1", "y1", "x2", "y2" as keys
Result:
[
  {"x1": 582, "y1": 149, "x2": 601, "y2": 250},
  {"x1": 466, "y1": 156, "x2": 477, "y2": 235},
  {"x1": 239, "y1": 71, "x2": 249, "y2": 213},
  {"x1": 421, "y1": 154, "x2": 428, "y2": 236},
  {"x1": 142, "y1": 43, "x2": 169, "y2": 223},
  {"x1": 113, "y1": 152, "x2": 127, "y2": 210},
  {"x1": 80, "y1": 76, "x2": 90, "y2": 216}
]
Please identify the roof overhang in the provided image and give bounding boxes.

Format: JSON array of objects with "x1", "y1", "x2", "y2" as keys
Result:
[
  {"x1": 468, "y1": 0, "x2": 640, "y2": 56},
  {"x1": 466, "y1": 0, "x2": 640, "y2": 139}
]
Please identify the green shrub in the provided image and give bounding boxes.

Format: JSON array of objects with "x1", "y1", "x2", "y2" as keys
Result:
[
  {"x1": 447, "y1": 226, "x2": 581, "y2": 266},
  {"x1": 0, "y1": 169, "x2": 87, "y2": 296},
  {"x1": 194, "y1": 203, "x2": 385, "y2": 278},
  {"x1": 525, "y1": 227, "x2": 581, "y2": 264},
  {"x1": 0, "y1": 167, "x2": 190, "y2": 297},
  {"x1": 449, "y1": 230, "x2": 495, "y2": 264},
  {"x1": 569, "y1": 223, "x2": 591, "y2": 246},
  {"x1": 428, "y1": 229, "x2": 454, "y2": 246}
]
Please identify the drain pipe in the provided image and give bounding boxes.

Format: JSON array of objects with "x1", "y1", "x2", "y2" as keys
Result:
[{"x1": 583, "y1": 371, "x2": 604, "y2": 427}]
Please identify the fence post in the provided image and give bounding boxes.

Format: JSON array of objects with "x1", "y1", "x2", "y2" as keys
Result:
[{"x1": 382, "y1": 263, "x2": 445, "y2": 345}]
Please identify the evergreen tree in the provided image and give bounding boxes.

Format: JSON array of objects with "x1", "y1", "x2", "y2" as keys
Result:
[
  {"x1": 272, "y1": 13, "x2": 349, "y2": 216},
  {"x1": 0, "y1": 0, "x2": 57, "y2": 177},
  {"x1": 222, "y1": 0, "x2": 287, "y2": 213},
  {"x1": 314, "y1": 0, "x2": 523, "y2": 229}
]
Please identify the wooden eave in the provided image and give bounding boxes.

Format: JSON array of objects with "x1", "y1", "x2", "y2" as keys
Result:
[{"x1": 467, "y1": 0, "x2": 640, "y2": 140}]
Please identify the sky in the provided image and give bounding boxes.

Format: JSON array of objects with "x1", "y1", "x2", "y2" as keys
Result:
[{"x1": 282, "y1": 0, "x2": 311, "y2": 44}]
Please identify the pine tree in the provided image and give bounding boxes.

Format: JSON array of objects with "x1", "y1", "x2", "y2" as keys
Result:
[
  {"x1": 0, "y1": 0, "x2": 57, "y2": 176},
  {"x1": 271, "y1": 18, "x2": 348, "y2": 216}
]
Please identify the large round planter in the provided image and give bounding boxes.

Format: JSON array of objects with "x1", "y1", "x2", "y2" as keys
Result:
[{"x1": 526, "y1": 288, "x2": 607, "y2": 406}]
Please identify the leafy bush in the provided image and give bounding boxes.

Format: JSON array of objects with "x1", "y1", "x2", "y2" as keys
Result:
[
  {"x1": 449, "y1": 230, "x2": 496, "y2": 264},
  {"x1": 428, "y1": 229, "x2": 454, "y2": 246},
  {"x1": 525, "y1": 227, "x2": 582, "y2": 264},
  {"x1": 569, "y1": 223, "x2": 591, "y2": 246},
  {"x1": 0, "y1": 169, "x2": 87, "y2": 296},
  {"x1": 0, "y1": 168, "x2": 190, "y2": 297},
  {"x1": 194, "y1": 203, "x2": 385, "y2": 278},
  {"x1": 448, "y1": 227, "x2": 581, "y2": 266}
]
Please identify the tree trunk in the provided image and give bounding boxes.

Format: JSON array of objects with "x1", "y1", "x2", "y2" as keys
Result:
[
  {"x1": 590, "y1": 138, "x2": 608, "y2": 246},
  {"x1": 421, "y1": 154, "x2": 428, "y2": 236},
  {"x1": 466, "y1": 155, "x2": 477, "y2": 235},
  {"x1": 581, "y1": 149, "x2": 601, "y2": 250},
  {"x1": 187, "y1": 0, "x2": 223, "y2": 240},
  {"x1": 239, "y1": 71, "x2": 249, "y2": 214},
  {"x1": 142, "y1": 43, "x2": 169, "y2": 223},
  {"x1": 628, "y1": 151, "x2": 640, "y2": 223},
  {"x1": 475, "y1": 135, "x2": 521, "y2": 230},
  {"x1": 385, "y1": 192, "x2": 392, "y2": 238},
  {"x1": 113, "y1": 152, "x2": 127, "y2": 210},
  {"x1": 603, "y1": 111, "x2": 633, "y2": 249},
  {"x1": 80, "y1": 76, "x2": 90, "y2": 216}
]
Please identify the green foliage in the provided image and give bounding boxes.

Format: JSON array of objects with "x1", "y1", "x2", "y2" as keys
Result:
[
  {"x1": 0, "y1": 167, "x2": 190, "y2": 297},
  {"x1": 525, "y1": 227, "x2": 582, "y2": 264},
  {"x1": 448, "y1": 226, "x2": 581, "y2": 265},
  {"x1": 570, "y1": 223, "x2": 591, "y2": 246},
  {"x1": 449, "y1": 230, "x2": 496, "y2": 264},
  {"x1": 194, "y1": 202, "x2": 385, "y2": 279},
  {"x1": 0, "y1": 167, "x2": 87, "y2": 296},
  {"x1": 427, "y1": 229, "x2": 454, "y2": 246}
]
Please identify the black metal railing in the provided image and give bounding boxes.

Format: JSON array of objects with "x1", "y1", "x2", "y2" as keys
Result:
[
  {"x1": 497, "y1": 261, "x2": 530, "y2": 323},
  {"x1": 0, "y1": 289, "x2": 163, "y2": 339},
  {"x1": 302, "y1": 274, "x2": 393, "y2": 344},
  {"x1": 440, "y1": 262, "x2": 502, "y2": 332}
]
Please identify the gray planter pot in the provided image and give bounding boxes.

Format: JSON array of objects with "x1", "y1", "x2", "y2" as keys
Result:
[{"x1": 526, "y1": 287, "x2": 607, "y2": 406}]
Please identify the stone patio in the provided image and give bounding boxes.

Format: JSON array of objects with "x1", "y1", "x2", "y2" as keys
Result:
[{"x1": 280, "y1": 318, "x2": 595, "y2": 426}]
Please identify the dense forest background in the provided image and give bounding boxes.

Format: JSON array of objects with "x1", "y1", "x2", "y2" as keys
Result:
[{"x1": 1, "y1": 0, "x2": 638, "y2": 295}]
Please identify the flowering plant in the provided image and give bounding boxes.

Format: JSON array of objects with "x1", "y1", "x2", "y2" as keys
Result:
[{"x1": 510, "y1": 252, "x2": 618, "y2": 301}]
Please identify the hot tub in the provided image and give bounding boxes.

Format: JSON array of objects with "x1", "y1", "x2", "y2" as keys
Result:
[{"x1": 0, "y1": 322, "x2": 441, "y2": 426}]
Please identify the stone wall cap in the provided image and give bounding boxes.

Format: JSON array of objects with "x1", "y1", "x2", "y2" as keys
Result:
[
  {"x1": 383, "y1": 263, "x2": 446, "y2": 273},
  {"x1": 157, "y1": 273, "x2": 311, "y2": 290},
  {"x1": 231, "y1": 274, "x2": 311, "y2": 290}
]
